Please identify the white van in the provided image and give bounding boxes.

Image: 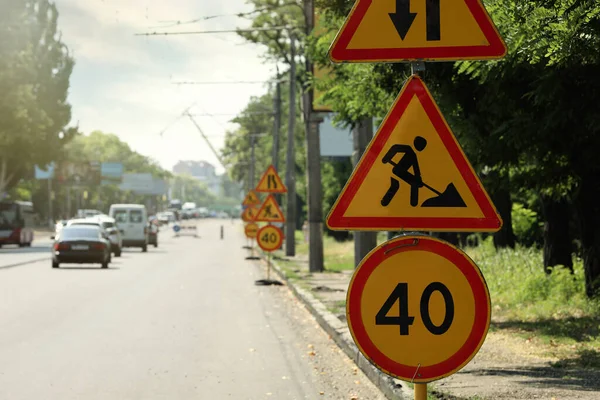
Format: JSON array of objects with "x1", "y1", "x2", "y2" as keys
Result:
[{"x1": 109, "y1": 204, "x2": 148, "y2": 252}]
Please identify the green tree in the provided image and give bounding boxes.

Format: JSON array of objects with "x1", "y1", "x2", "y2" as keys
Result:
[{"x1": 0, "y1": 0, "x2": 74, "y2": 193}]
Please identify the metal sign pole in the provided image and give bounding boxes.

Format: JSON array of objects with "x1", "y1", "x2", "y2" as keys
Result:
[{"x1": 414, "y1": 383, "x2": 427, "y2": 400}]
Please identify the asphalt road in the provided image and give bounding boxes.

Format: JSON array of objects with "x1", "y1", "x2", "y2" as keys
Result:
[
  {"x1": 0, "y1": 234, "x2": 52, "y2": 270},
  {"x1": 0, "y1": 219, "x2": 385, "y2": 400}
]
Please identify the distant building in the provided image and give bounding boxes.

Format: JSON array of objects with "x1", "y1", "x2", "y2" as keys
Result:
[{"x1": 173, "y1": 160, "x2": 221, "y2": 196}]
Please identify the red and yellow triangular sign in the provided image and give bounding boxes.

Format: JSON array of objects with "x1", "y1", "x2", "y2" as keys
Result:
[
  {"x1": 255, "y1": 194, "x2": 286, "y2": 223},
  {"x1": 255, "y1": 165, "x2": 287, "y2": 193},
  {"x1": 330, "y1": 0, "x2": 507, "y2": 62},
  {"x1": 327, "y1": 75, "x2": 502, "y2": 232},
  {"x1": 241, "y1": 206, "x2": 259, "y2": 222},
  {"x1": 242, "y1": 190, "x2": 261, "y2": 206}
]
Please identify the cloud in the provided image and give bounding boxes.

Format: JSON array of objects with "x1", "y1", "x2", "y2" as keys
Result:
[{"x1": 54, "y1": 0, "x2": 275, "y2": 174}]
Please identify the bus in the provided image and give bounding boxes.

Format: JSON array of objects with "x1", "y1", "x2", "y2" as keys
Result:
[{"x1": 0, "y1": 201, "x2": 35, "y2": 247}]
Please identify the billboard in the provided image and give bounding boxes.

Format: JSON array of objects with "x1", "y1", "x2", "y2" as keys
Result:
[
  {"x1": 320, "y1": 114, "x2": 353, "y2": 157},
  {"x1": 101, "y1": 162, "x2": 124, "y2": 185},
  {"x1": 34, "y1": 163, "x2": 55, "y2": 179},
  {"x1": 119, "y1": 174, "x2": 167, "y2": 195}
]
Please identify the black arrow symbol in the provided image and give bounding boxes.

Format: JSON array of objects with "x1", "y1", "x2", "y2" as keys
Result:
[
  {"x1": 426, "y1": 0, "x2": 441, "y2": 41},
  {"x1": 389, "y1": 0, "x2": 417, "y2": 40}
]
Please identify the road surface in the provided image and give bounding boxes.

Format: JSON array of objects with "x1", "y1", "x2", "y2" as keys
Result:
[
  {"x1": 0, "y1": 234, "x2": 52, "y2": 270},
  {"x1": 0, "y1": 219, "x2": 385, "y2": 400}
]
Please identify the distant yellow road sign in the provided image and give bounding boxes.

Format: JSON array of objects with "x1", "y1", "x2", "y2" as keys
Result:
[
  {"x1": 244, "y1": 223, "x2": 259, "y2": 239},
  {"x1": 330, "y1": 0, "x2": 506, "y2": 62},
  {"x1": 255, "y1": 194, "x2": 285, "y2": 223},
  {"x1": 241, "y1": 206, "x2": 259, "y2": 222},
  {"x1": 347, "y1": 235, "x2": 490, "y2": 383},
  {"x1": 256, "y1": 225, "x2": 284, "y2": 252},
  {"x1": 242, "y1": 190, "x2": 261, "y2": 206},
  {"x1": 327, "y1": 75, "x2": 501, "y2": 232},
  {"x1": 255, "y1": 165, "x2": 287, "y2": 193}
]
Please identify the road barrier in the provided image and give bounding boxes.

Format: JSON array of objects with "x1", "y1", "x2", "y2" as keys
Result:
[{"x1": 173, "y1": 223, "x2": 198, "y2": 238}]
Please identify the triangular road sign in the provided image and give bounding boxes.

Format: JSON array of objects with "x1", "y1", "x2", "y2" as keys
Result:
[
  {"x1": 330, "y1": 0, "x2": 507, "y2": 62},
  {"x1": 241, "y1": 206, "x2": 259, "y2": 222},
  {"x1": 256, "y1": 165, "x2": 287, "y2": 193},
  {"x1": 242, "y1": 190, "x2": 261, "y2": 206},
  {"x1": 327, "y1": 75, "x2": 502, "y2": 232},
  {"x1": 255, "y1": 194, "x2": 286, "y2": 223}
]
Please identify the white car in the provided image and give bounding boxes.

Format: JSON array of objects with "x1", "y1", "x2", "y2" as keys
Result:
[
  {"x1": 93, "y1": 216, "x2": 123, "y2": 257},
  {"x1": 109, "y1": 204, "x2": 149, "y2": 252}
]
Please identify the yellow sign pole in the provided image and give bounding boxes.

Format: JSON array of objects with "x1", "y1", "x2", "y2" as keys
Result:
[
  {"x1": 414, "y1": 383, "x2": 427, "y2": 400},
  {"x1": 267, "y1": 252, "x2": 271, "y2": 281}
]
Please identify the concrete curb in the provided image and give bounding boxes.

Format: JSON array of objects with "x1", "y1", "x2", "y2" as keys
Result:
[{"x1": 261, "y1": 253, "x2": 413, "y2": 400}]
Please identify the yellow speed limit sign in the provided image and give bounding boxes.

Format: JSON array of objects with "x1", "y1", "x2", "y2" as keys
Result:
[
  {"x1": 347, "y1": 235, "x2": 490, "y2": 383},
  {"x1": 256, "y1": 225, "x2": 283, "y2": 252},
  {"x1": 244, "y1": 223, "x2": 259, "y2": 239}
]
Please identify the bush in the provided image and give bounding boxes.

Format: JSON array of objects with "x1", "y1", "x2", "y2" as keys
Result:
[
  {"x1": 467, "y1": 238, "x2": 599, "y2": 320},
  {"x1": 512, "y1": 202, "x2": 542, "y2": 247}
]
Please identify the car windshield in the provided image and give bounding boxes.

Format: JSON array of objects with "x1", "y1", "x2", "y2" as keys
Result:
[
  {"x1": 130, "y1": 210, "x2": 143, "y2": 223},
  {"x1": 113, "y1": 210, "x2": 128, "y2": 224},
  {"x1": 71, "y1": 221, "x2": 99, "y2": 227},
  {"x1": 60, "y1": 227, "x2": 101, "y2": 240},
  {"x1": 0, "y1": 203, "x2": 18, "y2": 230}
]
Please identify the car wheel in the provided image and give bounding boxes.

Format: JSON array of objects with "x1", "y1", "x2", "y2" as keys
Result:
[
  {"x1": 108, "y1": 253, "x2": 112, "y2": 263},
  {"x1": 52, "y1": 261, "x2": 59, "y2": 269},
  {"x1": 18, "y1": 242, "x2": 25, "y2": 248},
  {"x1": 154, "y1": 242, "x2": 158, "y2": 248},
  {"x1": 142, "y1": 244, "x2": 147, "y2": 252},
  {"x1": 115, "y1": 248, "x2": 121, "y2": 257}
]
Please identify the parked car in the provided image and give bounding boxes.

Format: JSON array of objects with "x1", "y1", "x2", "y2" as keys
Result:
[
  {"x1": 52, "y1": 225, "x2": 111, "y2": 269},
  {"x1": 109, "y1": 204, "x2": 149, "y2": 252}
]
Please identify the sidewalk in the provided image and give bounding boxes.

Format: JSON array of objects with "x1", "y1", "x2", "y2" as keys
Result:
[{"x1": 256, "y1": 243, "x2": 600, "y2": 400}]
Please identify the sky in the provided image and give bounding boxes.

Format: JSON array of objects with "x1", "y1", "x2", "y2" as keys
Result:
[{"x1": 54, "y1": 0, "x2": 275, "y2": 175}]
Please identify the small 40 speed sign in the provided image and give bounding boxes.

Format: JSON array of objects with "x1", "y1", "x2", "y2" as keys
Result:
[{"x1": 347, "y1": 235, "x2": 490, "y2": 383}]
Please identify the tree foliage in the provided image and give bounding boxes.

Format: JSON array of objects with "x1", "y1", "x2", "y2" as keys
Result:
[{"x1": 0, "y1": 0, "x2": 75, "y2": 193}]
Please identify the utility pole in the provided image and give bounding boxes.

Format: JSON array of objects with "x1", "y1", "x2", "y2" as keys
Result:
[
  {"x1": 353, "y1": 117, "x2": 377, "y2": 267},
  {"x1": 47, "y1": 178, "x2": 53, "y2": 228},
  {"x1": 272, "y1": 70, "x2": 282, "y2": 171},
  {"x1": 250, "y1": 134, "x2": 257, "y2": 189},
  {"x1": 303, "y1": 0, "x2": 324, "y2": 272},
  {"x1": 285, "y1": 34, "x2": 297, "y2": 257}
]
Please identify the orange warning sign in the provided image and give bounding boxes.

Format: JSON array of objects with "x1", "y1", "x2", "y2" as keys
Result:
[
  {"x1": 255, "y1": 165, "x2": 287, "y2": 193},
  {"x1": 327, "y1": 75, "x2": 502, "y2": 232},
  {"x1": 329, "y1": 0, "x2": 507, "y2": 62},
  {"x1": 244, "y1": 223, "x2": 259, "y2": 239},
  {"x1": 255, "y1": 195, "x2": 285, "y2": 223},
  {"x1": 242, "y1": 190, "x2": 261, "y2": 206},
  {"x1": 241, "y1": 206, "x2": 259, "y2": 222},
  {"x1": 256, "y1": 225, "x2": 284, "y2": 252}
]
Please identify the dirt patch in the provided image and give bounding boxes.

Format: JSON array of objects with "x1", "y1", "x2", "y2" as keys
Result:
[{"x1": 432, "y1": 331, "x2": 600, "y2": 399}]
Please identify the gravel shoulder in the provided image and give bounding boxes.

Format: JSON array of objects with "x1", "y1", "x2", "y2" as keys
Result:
[{"x1": 274, "y1": 254, "x2": 600, "y2": 400}]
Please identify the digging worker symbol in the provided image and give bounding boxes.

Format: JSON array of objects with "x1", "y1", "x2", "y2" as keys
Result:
[{"x1": 381, "y1": 136, "x2": 467, "y2": 208}]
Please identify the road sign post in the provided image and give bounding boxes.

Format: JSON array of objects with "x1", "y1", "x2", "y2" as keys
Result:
[
  {"x1": 324, "y1": 1, "x2": 505, "y2": 395},
  {"x1": 347, "y1": 235, "x2": 491, "y2": 383},
  {"x1": 255, "y1": 225, "x2": 284, "y2": 286},
  {"x1": 327, "y1": 75, "x2": 502, "y2": 233}
]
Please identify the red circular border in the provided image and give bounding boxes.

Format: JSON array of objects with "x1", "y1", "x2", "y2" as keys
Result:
[
  {"x1": 256, "y1": 225, "x2": 283, "y2": 252},
  {"x1": 244, "y1": 223, "x2": 259, "y2": 239},
  {"x1": 347, "y1": 235, "x2": 490, "y2": 382}
]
